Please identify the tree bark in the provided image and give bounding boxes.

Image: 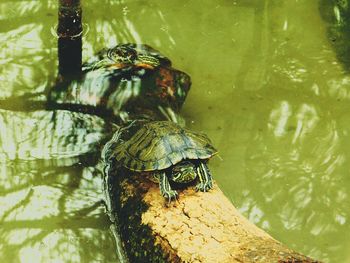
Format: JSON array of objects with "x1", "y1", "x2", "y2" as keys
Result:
[{"x1": 104, "y1": 167, "x2": 321, "y2": 263}]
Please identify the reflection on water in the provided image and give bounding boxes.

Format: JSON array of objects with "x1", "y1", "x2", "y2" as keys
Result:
[
  {"x1": 0, "y1": 110, "x2": 108, "y2": 161},
  {"x1": 1, "y1": 0, "x2": 350, "y2": 262},
  {"x1": 0, "y1": 159, "x2": 117, "y2": 262},
  {"x1": 0, "y1": 109, "x2": 115, "y2": 262}
]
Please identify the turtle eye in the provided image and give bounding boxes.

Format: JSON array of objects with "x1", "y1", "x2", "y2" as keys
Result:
[
  {"x1": 107, "y1": 48, "x2": 119, "y2": 61},
  {"x1": 127, "y1": 49, "x2": 138, "y2": 61},
  {"x1": 120, "y1": 47, "x2": 137, "y2": 61},
  {"x1": 114, "y1": 49, "x2": 126, "y2": 60}
]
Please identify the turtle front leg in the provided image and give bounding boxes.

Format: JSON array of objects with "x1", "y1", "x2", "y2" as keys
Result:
[
  {"x1": 195, "y1": 162, "x2": 213, "y2": 192},
  {"x1": 157, "y1": 172, "x2": 178, "y2": 202}
]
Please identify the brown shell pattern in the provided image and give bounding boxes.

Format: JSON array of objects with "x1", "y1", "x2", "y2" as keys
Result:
[{"x1": 113, "y1": 121, "x2": 217, "y2": 172}]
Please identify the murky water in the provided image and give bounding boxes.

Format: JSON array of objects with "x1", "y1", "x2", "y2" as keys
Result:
[{"x1": 1, "y1": 0, "x2": 350, "y2": 262}]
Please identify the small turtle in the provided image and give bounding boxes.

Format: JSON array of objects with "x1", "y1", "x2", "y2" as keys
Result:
[
  {"x1": 86, "y1": 43, "x2": 172, "y2": 71},
  {"x1": 106, "y1": 43, "x2": 172, "y2": 69},
  {"x1": 108, "y1": 121, "x2": 217, "y2": 201}
]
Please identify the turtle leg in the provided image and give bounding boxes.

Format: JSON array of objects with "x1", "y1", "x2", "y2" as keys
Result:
[
  {"x1": 157, "y1": 172, "x2": 178, "y2": 202},
  {"x1": 195, "y1": 162, "x2": 213, "y2": 192}
]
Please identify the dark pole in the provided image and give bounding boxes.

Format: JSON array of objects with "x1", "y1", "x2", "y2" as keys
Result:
[{"x1": 57, "y1": 0, "x2": 82, "y2": 79}]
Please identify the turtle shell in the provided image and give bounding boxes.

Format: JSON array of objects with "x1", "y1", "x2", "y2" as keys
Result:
[{"x1": 113, "y1": 121, "x2": 217, "y2": 172}]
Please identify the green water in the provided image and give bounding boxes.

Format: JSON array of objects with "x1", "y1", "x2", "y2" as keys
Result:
[{"x1": 1, "y1": 0, "x2": 350, "y2": 262}]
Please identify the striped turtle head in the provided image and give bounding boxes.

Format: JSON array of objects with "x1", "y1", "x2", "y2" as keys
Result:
[
  {"x1": 107, "y1": 45, "x2": 138, "y2": 65},
  {"x1": 171, "y1": 160, "x2": 197, "y2": 184},
  {"x1": 107, "y1": 44, "x2": 163, "y2": 68}
]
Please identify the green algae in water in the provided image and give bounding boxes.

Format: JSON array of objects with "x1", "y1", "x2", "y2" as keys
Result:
[{"x1": 1, "y1": 0, "x2": 350, "y2": 262}]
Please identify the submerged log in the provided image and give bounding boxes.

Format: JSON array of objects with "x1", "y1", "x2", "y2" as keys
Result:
[{"x1": 104, "y1": 168, "x2": 320, "y2": 263}]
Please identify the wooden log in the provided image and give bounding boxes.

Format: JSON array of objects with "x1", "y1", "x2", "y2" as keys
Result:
[{"x1": 104, "y1": 167, "x2": 321, "y2": 263}]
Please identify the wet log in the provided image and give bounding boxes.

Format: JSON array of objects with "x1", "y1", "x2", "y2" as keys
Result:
[{"x1": 104, "y1": 168, "x2": 321, "y2": 263}]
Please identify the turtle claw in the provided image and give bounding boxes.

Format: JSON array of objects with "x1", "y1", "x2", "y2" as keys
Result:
[
  {"x1": 195, "y1": 162, "x2": 213, "y2": 192},
  {"x1": 195, "y1": 181, "x2": 213, "y2": 192},
  {"x1": 158, "y1": 172, "x2": 178, "y2": 202},
  {"x1": 162, "y1": 190, "x2": 178, "y2": 202}
]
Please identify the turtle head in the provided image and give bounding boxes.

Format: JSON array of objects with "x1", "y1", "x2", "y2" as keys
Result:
[
  {"x1": 107, "y1": 45, "x2": 138, "y2": 64},
  {"x1": 107, "y1": 44, "x2": 161, "y2": 68},
  {"x1": 171, "y1": 161, "x2": 197, "y2": 183}
]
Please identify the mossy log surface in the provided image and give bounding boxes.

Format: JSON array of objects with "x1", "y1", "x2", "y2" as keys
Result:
[{"x1": 105, "y1": 167, "x2": 321, "y2": 263}]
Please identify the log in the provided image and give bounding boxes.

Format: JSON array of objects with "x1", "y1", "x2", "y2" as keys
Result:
[{"x1": 104, "y1": 167, "x2": 321, "y2": 263}]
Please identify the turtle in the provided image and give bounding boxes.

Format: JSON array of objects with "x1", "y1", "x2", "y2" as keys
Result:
[
  {"x1": 105, "y1": 120, "x2": 218, "y2": 201},
  {"x1": 84, "y1": 43, "x2": 172, "y2": 72},
  {"x1": 106, "y1": 43, "x2": 172, "y2": 69}
]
